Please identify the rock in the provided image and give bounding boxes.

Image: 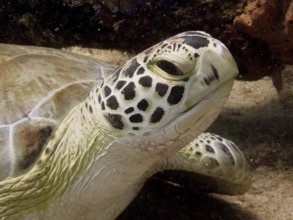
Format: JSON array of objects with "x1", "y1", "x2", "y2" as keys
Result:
[{"x1": 234, "y1": 0, "x2": 293, "y2": 64}]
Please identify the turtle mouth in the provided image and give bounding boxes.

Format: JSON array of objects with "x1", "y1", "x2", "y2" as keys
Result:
[
  {"x1": 182, "y1": 78, "x2": 232, "y2": 115},
  {"x1": 182, "y1": 89, "x2": 218, "y2": 114}
]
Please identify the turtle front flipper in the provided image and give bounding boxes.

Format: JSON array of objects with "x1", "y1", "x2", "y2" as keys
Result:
[{"x1": 156, "y1": 133, "x2": 251, "y2": 195}]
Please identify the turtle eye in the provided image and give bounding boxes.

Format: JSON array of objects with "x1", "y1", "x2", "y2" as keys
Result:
[
  {"x1": 156, "y1": 60, "x2": 184, "y2": 76},
  {"x1": 148, "y1": 57, "x2": 194, "y2": 81}
]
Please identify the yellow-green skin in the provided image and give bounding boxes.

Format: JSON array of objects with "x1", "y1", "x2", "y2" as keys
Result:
[
  {"x1": 0, "y1": 103, "x2": 125, "y2": 219},
  {"x1": 0, "y1": 32, "x2": 251, "y2": 219}
]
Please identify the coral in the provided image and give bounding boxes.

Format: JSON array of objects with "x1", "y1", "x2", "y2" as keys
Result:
[{"x1": 234, "y1": 0, "x2": 293, "y2": 64}]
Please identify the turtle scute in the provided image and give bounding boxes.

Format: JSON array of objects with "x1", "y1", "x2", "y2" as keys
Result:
[{"x1": 0, "y1": 43, "x2": 116, "y2": 180}]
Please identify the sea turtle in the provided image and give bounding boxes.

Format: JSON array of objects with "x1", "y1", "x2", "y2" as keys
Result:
[{"x1": 0, "y1": 31, "x2": 251, "y2": 219}]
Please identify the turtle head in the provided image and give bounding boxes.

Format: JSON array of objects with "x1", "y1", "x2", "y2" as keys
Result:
[{"x1": 92, "y1": 31, "x2": 238, "y2": 157}]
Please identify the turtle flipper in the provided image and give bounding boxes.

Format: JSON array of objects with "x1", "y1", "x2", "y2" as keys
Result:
[{"x1": 158, "y1": 133, "x2": 251, "y2": 195}]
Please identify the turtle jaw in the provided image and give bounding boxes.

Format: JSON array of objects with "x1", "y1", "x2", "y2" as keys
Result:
[{"x1": 174, "y1": 78, "x2": 234, "y2": 136}]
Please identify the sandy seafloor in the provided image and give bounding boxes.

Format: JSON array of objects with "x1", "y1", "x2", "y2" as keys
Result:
[{"x1": 67, "y1": 48, "x2": 293, "y2": 220}]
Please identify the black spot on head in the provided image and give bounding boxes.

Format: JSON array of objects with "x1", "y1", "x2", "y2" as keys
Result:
[
  {"x1": 155, "y1": 83, "x2": 169, "y2": 97},
  {"x1": 136, "y1": 67, "x2": 145, "y2": 75},
  {"x1": 124, "y1": 58, "x2": 140, "y2": 78},
  {"x1": 101, "y1": 102, "x2": 105, "y2": 110},
  {"x1": 217, "y1": 142, "x2": 235, "y2": 165},
  {"x1": 150, "y1": 107, "x2": 165, "y2": 123},
  {"x1": 195, "y1": 151, "x2": 202, "y2": 156},
  {"x1": 144, "y1": 47, "x2": 153, "y2": 55},
  {"x1": 188, "y1": 54, "x2": 192, "y2": 60},
  {"x1": 137, "y1": 99, "x2": 149, "y2": 111},
  {"x1": 143, "y1": 56, "x2": 148, "y2": 63},
  {"x1": 206, "y1": 157, "x2": 220, "y2": 167},
  {"x1": 205, "y1": 145, "x2": 215, "y2": 153},
  {"x1": 139, "y1": 76, "x2": 152, "y2": 88},
  {"x1": 112, "y1": 68, "x2": 122, "y2": 83},
  {"x1": 181, "y1": 36, "x2": 209, "y2": 49},
  {"x1": 210, "y1": 136, "x2": 216, "y2": 140},
  {"x1": 89, "y1": 105, "x2": 93, "y2": 113},
  {"x1": 106, "y1": 96, "x2": 119, "y2": 110},
  {"x1": 211, "y1": 64, "x2": 219, "y2": 80},
  {"x1": 204, "y1": 77, "x2": 210, "y2": 85},
  {"x1": 104, "y1": 86, "x2": 111, "y2": 97},
  {"x1": 112, "y1": 73, "x2": 119, "y2": 83},
  {"x1": 122, "y1": 82, "x2": 136, "y2": 100},
  {"x1": 125, "y1": 107, "x2": 134, "y2": 114},
  {"x1": 132, "y1": 127, "x2": 140, "y2": 130},
  {"x1": 194, "y1": 53, "x2": 199, "y2": 58},
  {"x1": 129, "y1": 114, "x2": 143, "y2": 123},
  {"x1": 215, "y1": 136, "x2": 223, "y2": 141},
  {"x1": 161, "y1": 43, "x2": 168, "y2": 49},
  {"x1": 98, "y1": 94, "x2": 101, "y2": 103},
  {"x1": 105, "y1": 113, "x2": 124, "y2": 129},
  {"x1": 115, "y1": 80, "x2": 127, "y2": 90},
  {"x1": 167, "y1": 85, "x2": 185, "y2": 105}
]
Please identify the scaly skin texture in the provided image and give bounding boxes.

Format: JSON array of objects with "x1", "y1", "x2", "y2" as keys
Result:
[
  {"x1": 0, "y1": 101, "x2": 118, "y2": 218},
  {"x1": 0, "y1": 31, "x2": 244, "y2": 219},
  {"x1": 163, "y1": 133, "x2": 251, "y2": 195}
]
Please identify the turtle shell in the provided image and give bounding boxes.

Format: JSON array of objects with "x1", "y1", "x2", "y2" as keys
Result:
[{"x1": 0, "y1": 44, "x2": 118, "y2": 180}]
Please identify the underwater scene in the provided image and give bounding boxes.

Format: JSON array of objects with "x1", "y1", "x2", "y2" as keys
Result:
[{"x1": 0, "y1": 0, "x2": 292, "y2": 219}]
